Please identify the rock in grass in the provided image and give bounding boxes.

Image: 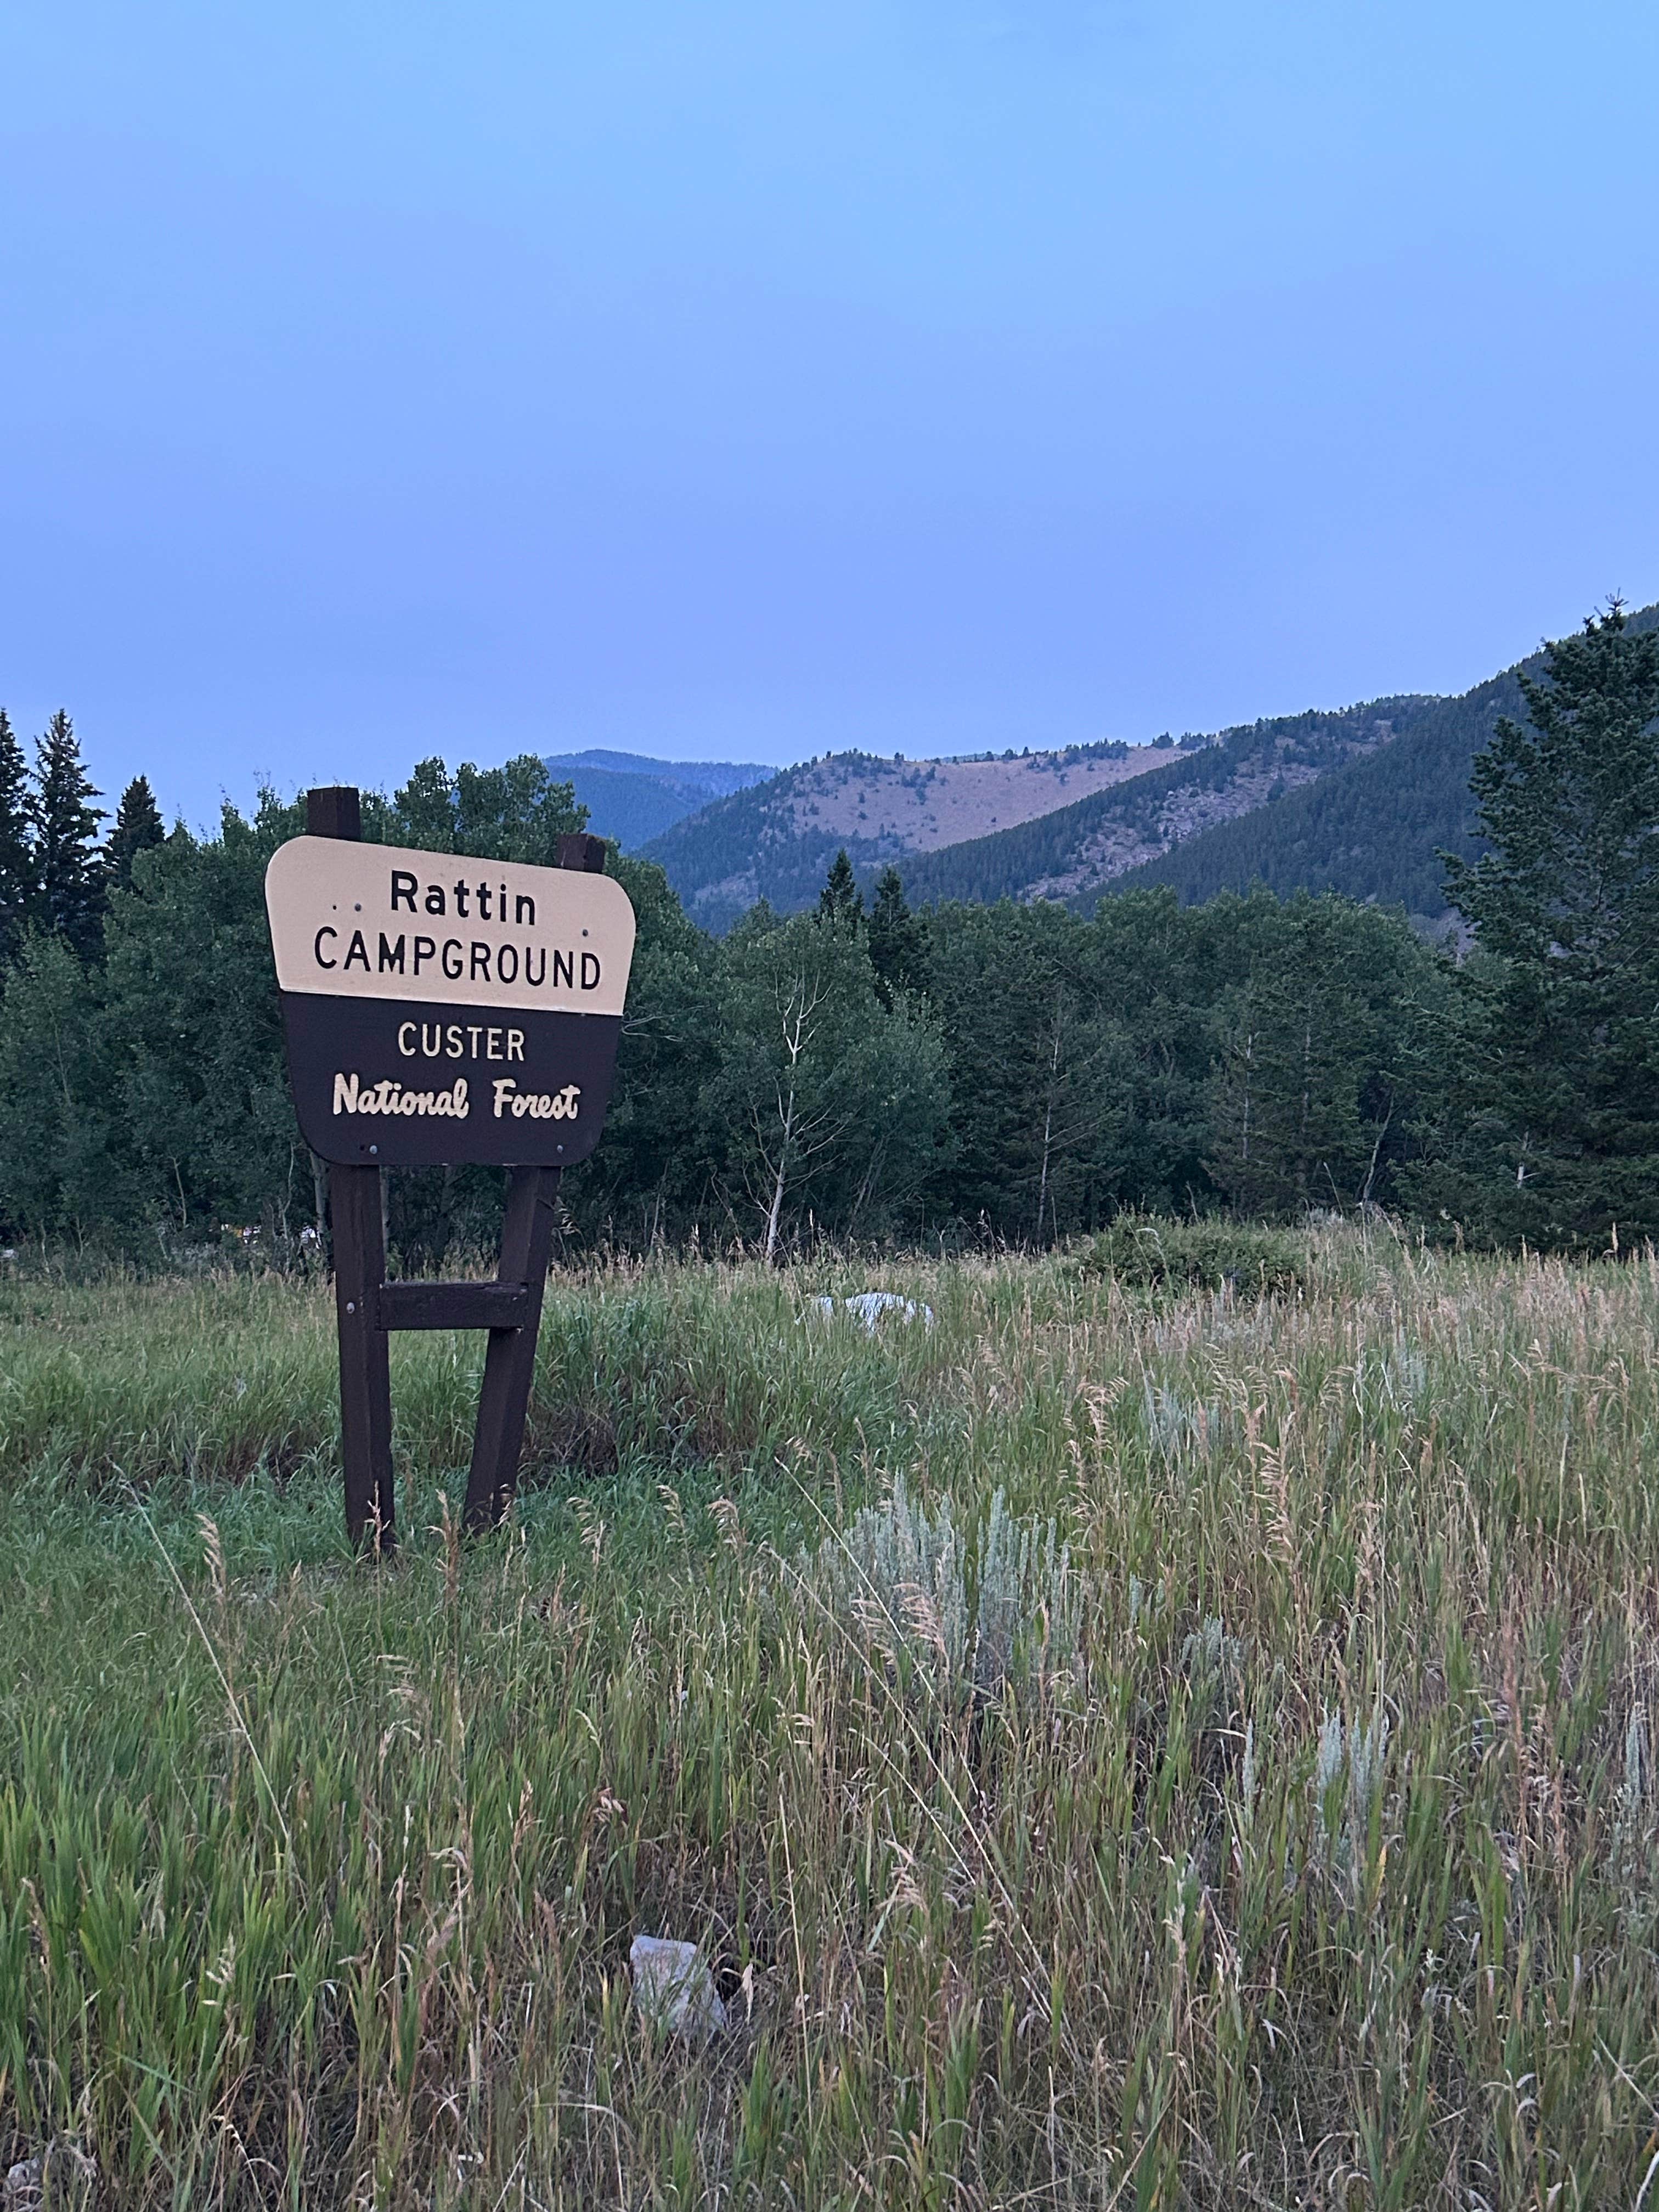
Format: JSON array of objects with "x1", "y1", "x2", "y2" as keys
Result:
[
  {"x1": 629, "y1": 1935, "x2": 727, "y2": 2040},
  {"x1": 806, "y1": 1291, "x2": 935, "y2": 1331},
  {"x1": 4, "y1": 2159, "x2": 42, "y2": 2210},
  {"x1": 5, "y1": 2143, "x2": 94, "y2": 2208},
  {"x1": 844, "y1": 1290, "x2": 933, "y2": 1330},
  {"x1": 5, "y1": 2159, "x2": 47, "y2": 2212}
]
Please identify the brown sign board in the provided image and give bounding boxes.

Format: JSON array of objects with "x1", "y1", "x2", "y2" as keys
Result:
[{"x1": 265, "y1": 834, "x2": 637, "y2": 1167}]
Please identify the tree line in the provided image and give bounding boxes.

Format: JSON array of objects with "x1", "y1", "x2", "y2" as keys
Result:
[
  {"x1": 0, "y1": 709, "x2": 167, "y2": 967},
  {"x1": 1, "y1": 607, "x2": 1654, "y2": 1261}
]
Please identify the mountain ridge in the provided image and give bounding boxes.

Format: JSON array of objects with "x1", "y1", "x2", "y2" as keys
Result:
[
  {"x1": 636, "y1": 603, "x2": 1658, "y2": 926},
  {"x1": 640, "y1": 736, "x2": 1171, "y2": 927},
  {"x1": 1090, "y1": 602, "x2": 1658, "y2": 917}
]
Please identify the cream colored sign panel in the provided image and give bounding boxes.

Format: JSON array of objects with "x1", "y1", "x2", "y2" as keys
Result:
[{"x1": 265, "y1": 837, "x2": 636, "y2": 1016}]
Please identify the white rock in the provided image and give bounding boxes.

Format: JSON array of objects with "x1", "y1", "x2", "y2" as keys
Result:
[
  {"x1": 843, "y1": 1291, "x2": 934, "y2": 1331},
  {"x1": 5, "y1": 2157, "x2": 43, "y2": 2209},
  {"x1": 803, "y1": 1291, "x2": 936, "y2": 1332},
  {"x1": 629, "y1": 1934, "x2": 727, "y2": 2040},
  {"x1": 7, "y1": 2142, "x2": 94, "y2": 2207}
]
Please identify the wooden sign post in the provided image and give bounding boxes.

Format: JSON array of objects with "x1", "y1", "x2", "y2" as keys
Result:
[{"x1": 264, "y1": 788, "x2": 636, "y2": 1550}]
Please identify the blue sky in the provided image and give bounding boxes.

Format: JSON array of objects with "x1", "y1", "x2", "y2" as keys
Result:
[{"x1": 3, "y1": 2, "x2": 1657, "y2": 825}]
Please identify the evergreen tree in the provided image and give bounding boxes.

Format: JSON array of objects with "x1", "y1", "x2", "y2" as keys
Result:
[
  {"x1": 31, "y1": 711, "x2": 106, "y2": 958},
  {"x1": 1439, "y1": 603, "x2": 1659, "y2": 1245},
  {"x1": 99, "y1": 793, "x2": 306, "y2": 1237},
  {"x1": 817, "y1": 848, "x2": 864, "y2": 931},
  {"x1": 927, "y1": 893, "x2": 1219, "y2": 1237},
  {"x1": 0, "y1": 932, "x2": 119, "y2": 1237},
  {"x1": 105, "y1": 775, "x2": 166, "y2": 889},
  {"x1": 563, "y1": 854, "x2": 727, "y2": 1251},
  {"x1": 1204, "y1": 893, "x2": 1435, "y2": 1217},
  {"x1": 867, "y1": 866, "x2": 928, "y2": 1005},
  {"x1": 0, "y1": 709, "x2": 33, "y2": 966}
]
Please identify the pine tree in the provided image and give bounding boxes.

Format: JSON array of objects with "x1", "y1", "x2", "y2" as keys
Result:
[
  {"x1": 0, "y1": 709, "x2": 33, "y2": 966},
  {"x1": 30, "y1": 712, "x2": 106, "y2": 960},
  {"x1": 105, "y1": 775, "x2": 166, "y2": 890},
  {"x1": 866, "y1": 866, "x2": 927, "y2": 1004},
  {"x1": 817, "y1": 848, "x2": 864, "y2": 931},
  {"x1": 1441, "y1": 602, "x2": 1659, "y2": 1245},
  {"x1": 1205, "y1": 895, "x2": 1422, "y2": 1217}
]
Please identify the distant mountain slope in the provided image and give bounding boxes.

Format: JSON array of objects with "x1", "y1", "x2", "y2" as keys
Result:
[
  {"x1": 891, "y1": 603, "x2": 1659, "y2": 919},
  {"x1": 642, "y1": 738, "x2": 1165, "y2": 929},
  {"x1": 638, "y1": 603, "x2": 1657, "y2": 927},
  {"x1": 896, "y1": 698, "x2": 1434, "y2": 909},
  {"x1": 543, "y1": 750, "x2": 770, "y2": 849},
  {"x1": 1106, "y1": 681, "x2": 1517, "y2": 918},
  {"x1": 1111, "y1": 602, "x2": 1659, "y2": 918}
]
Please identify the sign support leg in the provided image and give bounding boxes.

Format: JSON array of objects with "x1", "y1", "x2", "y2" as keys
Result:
[
  {"x1": 332, "y1": 1160, "x2": 397, "y2": 1553},
  {"x1": 462, "y1": 1165, "x2": 561, "y2": 1532},
  {"x1": 305, "y1": 784, "x2": 397, "y2": 1556}
]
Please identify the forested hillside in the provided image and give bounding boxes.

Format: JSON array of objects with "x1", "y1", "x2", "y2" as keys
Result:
[
  {"x1": 642, "y1": 768, "x2": 888, "y2": 928},
  {"x1": 1115, "y1": 603, "x2": 1659, "y2": 914},
  {"x1": 1114, "y1": 620, "x2": 1641, "y2": 913},
  {"x1": 896, "y1": 697, "x2": 1433, "y2": 907},
  {"x1": 1107, "y1": 675, "x2": 1517, "y2": 918},
  {"x1": 904, "y1": 605, "x2": 1659, "y2": 918}
]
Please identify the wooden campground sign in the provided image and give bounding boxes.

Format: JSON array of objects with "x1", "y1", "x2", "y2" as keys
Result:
[
  {"x1": 266, "y1": 827, "x2": 635, "y2": 1169},
  {"x1": 266, "y1": 788, "x2": 637, "y2": 1551}
]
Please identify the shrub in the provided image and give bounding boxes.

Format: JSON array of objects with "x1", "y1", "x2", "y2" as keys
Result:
[
  {"x1": 1075, "y1": 1212, "x2": 1310, "y2": 1297},
  {"x1": 808, "y1": 1474, "x2": 1080, "y2": 1702}
]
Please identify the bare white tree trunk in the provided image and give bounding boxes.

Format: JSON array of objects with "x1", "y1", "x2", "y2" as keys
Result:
[
  {"x1": 759, "y1": 973, "x2": 821, "y2": 1265},
  {"x1": 763, "y1": 1071, "x2": 797, "y2": 1265}
]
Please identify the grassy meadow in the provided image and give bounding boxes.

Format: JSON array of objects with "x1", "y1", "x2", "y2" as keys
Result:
[{"x1": 3, "y1": 1224, "x2": 1658, "y2": 2207}]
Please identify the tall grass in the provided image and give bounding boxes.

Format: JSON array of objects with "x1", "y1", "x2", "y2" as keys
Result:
[{"x1": 2, "y1": 1228, "x2": 1658, "y2": 2205}]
